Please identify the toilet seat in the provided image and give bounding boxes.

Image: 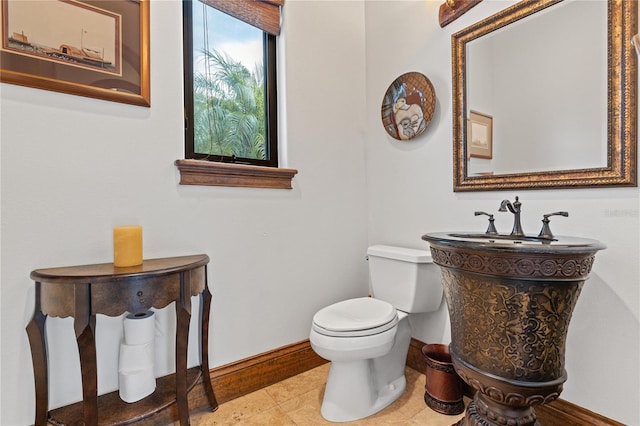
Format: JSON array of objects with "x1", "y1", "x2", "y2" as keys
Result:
[{"x1": 312, "y1": 297, "x2": 398, "y2": 337}]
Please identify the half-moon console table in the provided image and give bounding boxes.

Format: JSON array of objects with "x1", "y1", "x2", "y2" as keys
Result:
[{"x1": 27, "y1": 254, "x2": 218, "y2": 426}]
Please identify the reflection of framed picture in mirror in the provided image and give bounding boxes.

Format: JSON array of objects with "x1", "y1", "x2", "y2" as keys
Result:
[
  {"x1": 467, "y1": 111, "x2": 493, "y2": 158},
  {"x1": 0, "y1": 0, "x2": 149, "y2": 107}
]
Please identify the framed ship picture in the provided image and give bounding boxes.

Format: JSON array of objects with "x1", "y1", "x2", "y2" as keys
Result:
[{"x1": 1, "y1": 0, "x2": 149, "y2": 106}]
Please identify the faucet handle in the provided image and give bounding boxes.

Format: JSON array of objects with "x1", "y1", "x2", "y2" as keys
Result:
[
  {"x1": 475, "y1": 211, "x2": 498, "y2": 235},
  {"x1": 538, "y1": 211, "x2": 569, "y2": 239}
]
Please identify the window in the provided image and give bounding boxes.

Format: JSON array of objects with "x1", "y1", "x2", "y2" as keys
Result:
[
  {"x1": 183, "y1": 0, "x2": 278, "y2": 167},
  {"x1": 177, "y1": 0, "x2": 296, "y2": 189}
]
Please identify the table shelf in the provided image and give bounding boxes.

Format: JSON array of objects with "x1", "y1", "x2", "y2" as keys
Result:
[{"x1": 48, "y1": 367, "x2": 202, "y2": 426}]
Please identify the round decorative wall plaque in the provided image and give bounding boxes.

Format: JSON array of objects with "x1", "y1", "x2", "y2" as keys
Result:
[{"x1": 381, "y1": 72, "x2": 436, "y2": 141}]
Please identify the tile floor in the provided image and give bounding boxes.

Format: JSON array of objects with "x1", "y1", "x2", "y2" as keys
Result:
[{"x1": 188, "y1": 363, "x2": 466, "y2": 425}]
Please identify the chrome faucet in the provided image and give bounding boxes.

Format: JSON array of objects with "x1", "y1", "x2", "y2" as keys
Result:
[{"x1": 499, "y1": 196, "x2": 524, "y2": 236}]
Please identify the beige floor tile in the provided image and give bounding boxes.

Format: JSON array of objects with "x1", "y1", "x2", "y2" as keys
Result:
[
  {"x1": 278, "y1": 386, "x2": 331, "y2": 425},
  {"x1": 191, "y1": 363, "x2": 467, "y2": 426},
  {"x1": 233, "y1": 406, "x2": 297, "y2": 426},
  {"x1": 265, "y1": 363, "x2": 330, "y2": 405},
  {"x1": 190, "y1": 389, "x2": 277, "y2": 425}
]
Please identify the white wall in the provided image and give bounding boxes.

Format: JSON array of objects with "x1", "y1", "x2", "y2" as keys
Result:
[
  {"x1": 0, "y1": 1, "x2": 367, "y2": 424},
  {"x1": 364, "y1": 1, "x2": 638, "y2": 424},
  {"x1": 2, "y1": 1, "x2": 638, "y2": 425}
]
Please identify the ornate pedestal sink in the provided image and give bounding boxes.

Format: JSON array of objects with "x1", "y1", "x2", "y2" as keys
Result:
[{"x1": 422, "y1": 232, "x2": 605, "y2": 426}]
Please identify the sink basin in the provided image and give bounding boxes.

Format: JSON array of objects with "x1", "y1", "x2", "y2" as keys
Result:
[
  {"x1": 421, "y1": 231, "x2": 605, "y2": 426},
  {"x1": 447, "y1": 232, "x2": 555, "y2": 244},
  {"x1": 426, "y1": 231, "x2": 605, "y2": 252}
]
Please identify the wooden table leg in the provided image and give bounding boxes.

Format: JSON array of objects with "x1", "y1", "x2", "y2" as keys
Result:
[
  {"x1": 74, "y1": 283, "x2": 98, "y2": 426},
  {"x1": 200, "y1": 272, "x2": 218, "y2": 411},
  {"x1": 26, "y1": 281, "x2": 49, "y2": 426},
  {"x1": 176, "y1": 272, "x2": 192, "y2": 426}
]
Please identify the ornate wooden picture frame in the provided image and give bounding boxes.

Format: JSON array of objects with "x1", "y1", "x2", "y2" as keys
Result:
[{"x1": 1, "y1": 0, "x2": 149, "y2": 107}]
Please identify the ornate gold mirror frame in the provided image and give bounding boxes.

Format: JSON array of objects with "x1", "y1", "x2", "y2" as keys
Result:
[{"x1": 452, "y1": 0, "x2": 637, "y2": 191}]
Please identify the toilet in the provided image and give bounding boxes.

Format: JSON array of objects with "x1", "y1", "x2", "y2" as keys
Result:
[{"x1": 310, "y1": 245, "x2": 443, "y2": 422}]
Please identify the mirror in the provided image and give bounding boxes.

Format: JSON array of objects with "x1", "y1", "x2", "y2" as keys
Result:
[{"x1": 452, "y1": 0, "x2": 637, "y2": 191}]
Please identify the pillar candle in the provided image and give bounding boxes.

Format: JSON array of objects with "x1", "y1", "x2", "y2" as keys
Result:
[{"x1": 113, "y1": 226, "x2": 143, "y2": 267}]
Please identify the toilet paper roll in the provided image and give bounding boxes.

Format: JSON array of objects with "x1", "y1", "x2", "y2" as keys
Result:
[
  {"x1": 123, "y1": 310, "x2": 155, "y2": 345},
  {"x1": 119, "y1": 341, "x2": 155, "y2": 374},
  {"x1": 119, "y1": 366, "x2": 156, "y2": 403}
]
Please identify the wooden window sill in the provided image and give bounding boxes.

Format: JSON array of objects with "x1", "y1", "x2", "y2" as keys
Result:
[{"x1": 174, "y1": 159, "x2": 298, "y2": 189}]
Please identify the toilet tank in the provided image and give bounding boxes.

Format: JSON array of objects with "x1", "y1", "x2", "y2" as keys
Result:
[{"x1": 367, "y1": 245, "x2": 443, "y2": 313}]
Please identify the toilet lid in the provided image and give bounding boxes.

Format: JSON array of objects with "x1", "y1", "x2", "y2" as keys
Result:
[{"x1": 312, "y1": 297, "x2": 397, "y2": 336}]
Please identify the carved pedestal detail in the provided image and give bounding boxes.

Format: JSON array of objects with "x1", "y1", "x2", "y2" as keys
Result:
[{"x1": 440, "y1": 266, "x2": 584, "y2": 383}]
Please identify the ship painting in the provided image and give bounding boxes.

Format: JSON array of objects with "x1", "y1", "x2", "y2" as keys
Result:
[
  {"x1": 44, "y1": 43, "x2": 112, "y2": 68},
  {"x1": 3, "y1": 0, "x2": 120, "y2": 75},
  {"x1": 5, "y1": 28, "x2": 116, "y2": 72}
]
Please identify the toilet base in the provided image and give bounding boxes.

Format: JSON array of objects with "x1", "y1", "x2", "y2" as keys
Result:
[
  {"x1": 321, "y1": 359, "x2": 406, "y2": 422},
  {"x1": 317, "y1": 314, "x2": 412, "y2": 422}
]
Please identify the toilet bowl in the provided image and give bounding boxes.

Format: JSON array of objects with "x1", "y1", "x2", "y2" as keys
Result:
[
  {"x1": 310, "y1": 245, "x2": 442, "y2": 422},
  {"x1": 310, "y1": 297, "x2": 411, "y2": 422}
]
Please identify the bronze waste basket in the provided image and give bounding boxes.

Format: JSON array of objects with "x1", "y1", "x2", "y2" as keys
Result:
[{"x1": 422, "y1": 343, "x2": 465, "y2": 415}]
